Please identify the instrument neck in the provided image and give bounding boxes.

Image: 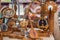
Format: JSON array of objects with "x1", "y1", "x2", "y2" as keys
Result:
[
  {"x1": 28, "y1": 16, "x2": 34, "y2": 29},
  {"x1": 13, "y1": 0, "x2": 18, "y2": 18}
]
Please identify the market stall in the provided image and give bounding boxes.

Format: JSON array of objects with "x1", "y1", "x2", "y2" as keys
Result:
[{"x1": 0, "y1": 0, "x2": 58, "y2": 40}]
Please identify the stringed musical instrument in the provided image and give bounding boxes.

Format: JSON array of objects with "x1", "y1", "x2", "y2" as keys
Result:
[
  {"x1": 38, "y1": 4, "x2": 49, "y2": 31},
  {"x1": 13, "y1": 0, "x2": 18, "y2": 19},
  {"x1": 38, "y1": 15, "x2": 48, "y2": 31},
  {"x1": 29, "y1": 13, "x2": 38, "y2": 38}
]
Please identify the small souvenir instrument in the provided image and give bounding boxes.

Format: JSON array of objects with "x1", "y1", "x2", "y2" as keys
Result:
[
  {"x1": 13, "y1": 0, "x2": 18, "y2": 19},
  {"x1": 20, "y1": 19, "x2": 28, "y2": 28},
  {"x1": 38, "y1": 10, "x2": 48, "y2": 31},
  {"x1": 29, "y1": 13, "x2": 38, "y2": 38},
  {"x1": 37, "y1": 3, "x2": 49, "y2": 31},
  {"x1": 38, "y1": 18, "x2": 48, "y2": 31}
]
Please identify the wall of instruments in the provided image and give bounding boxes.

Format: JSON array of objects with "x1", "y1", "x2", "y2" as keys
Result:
[{"x1": 0, "y1": 0, "x2": 59, "y2": 40}]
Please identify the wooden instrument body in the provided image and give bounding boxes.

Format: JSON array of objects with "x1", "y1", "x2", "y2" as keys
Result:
[
  {"x1": 28, "y1": 14, "x2": 38, "y2": 38},
  {"x1": 38, "y1": 17, "x2": 48, "y2": 31},
  {"x1": 29, "y1": 28, "x2": 38, "y2": 38}
]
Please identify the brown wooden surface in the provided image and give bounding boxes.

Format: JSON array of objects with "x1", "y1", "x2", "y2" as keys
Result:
[
  {"x1": 22, "y1": 37, "x2": 43, "y2": 40},
  {"x1": 0, "y1": 32, "x2": 3, "y2": 40},
  {"x1": 49, "y1": 14, "x2": 54, "y2": 34}
]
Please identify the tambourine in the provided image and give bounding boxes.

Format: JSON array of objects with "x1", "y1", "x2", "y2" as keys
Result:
[
  {"x1": 44, "y1": 1, "x2": 57, "y2": 13},
  {"x1": 2, "y1": 8, "x2": 15, "y2": 18}
]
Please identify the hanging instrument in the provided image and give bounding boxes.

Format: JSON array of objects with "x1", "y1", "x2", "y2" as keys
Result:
[
  {"x1": 13, "y1": 0, "x2": 18, "y2": 19},
  {"x1": 38, "y1": 3, "x2": 49, "y2": 31},
  {"x1": 28, "y1": 13, "x2": 38, "y2": 38},
  {"x1": 2, "y1": 8, "x2": 15, "y2": 18},
  {"x1": 1, "y1": 0, "x2": 15, "y2": 18},
  {"x1": 38, "y1": 12, "x2": 48, "y2": 31}
]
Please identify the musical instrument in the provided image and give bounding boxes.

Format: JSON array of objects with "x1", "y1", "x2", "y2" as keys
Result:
[
  {"x1": 13, "y1": 0, "x2": 18, "y2": 19},
  {"x1": 38, "y1": 17, "x2": 48, "y2": 31},
  {"x1": 25, "y1": 2, "x2": 41, "y2": 20},
  {"x1": 38, "y1": 3, "x2": 49, "y2": 31},
  {"x1": 2, "y1": 8, "x2": 15, "y2": 18},
  {"x1": 1, "y1": 0, "x2": 15, "y2": 18},
  {"x1": 38, "y1": 16, "x2": 48, "y2": 31},
  {"x1": 20, "y1": 19, "x2": 28, "y2": 28},
  {"x1": 29, "y1": 13, "x2": 38, "y2": 38}
]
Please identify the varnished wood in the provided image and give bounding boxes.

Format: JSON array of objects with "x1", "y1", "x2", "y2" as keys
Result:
[
  {"x1": 28, "y1": 14, "x2": 39, "y2": 38},
  {"x1": 44, "y1": 1, "x2": 57, "y2": 34},
  {"x1": 13, "y1": 0, "x2": 18, "y2": 19},
  {"x1": 0, "y1": 32, "x2": 3, "y2": 40}
]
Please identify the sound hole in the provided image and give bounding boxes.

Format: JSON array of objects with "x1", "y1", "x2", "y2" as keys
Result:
[{"x1": 39, "y1": 19, "x2": 47, "y2": 26}]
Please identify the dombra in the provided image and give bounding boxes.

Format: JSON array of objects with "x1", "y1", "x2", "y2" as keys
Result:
[
  {"x1": 29, "y1": 28, "x2": 38, "y2": 38},
  {"x1": 28, "y1": 15, "x2": 38, "y2": 38}
]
